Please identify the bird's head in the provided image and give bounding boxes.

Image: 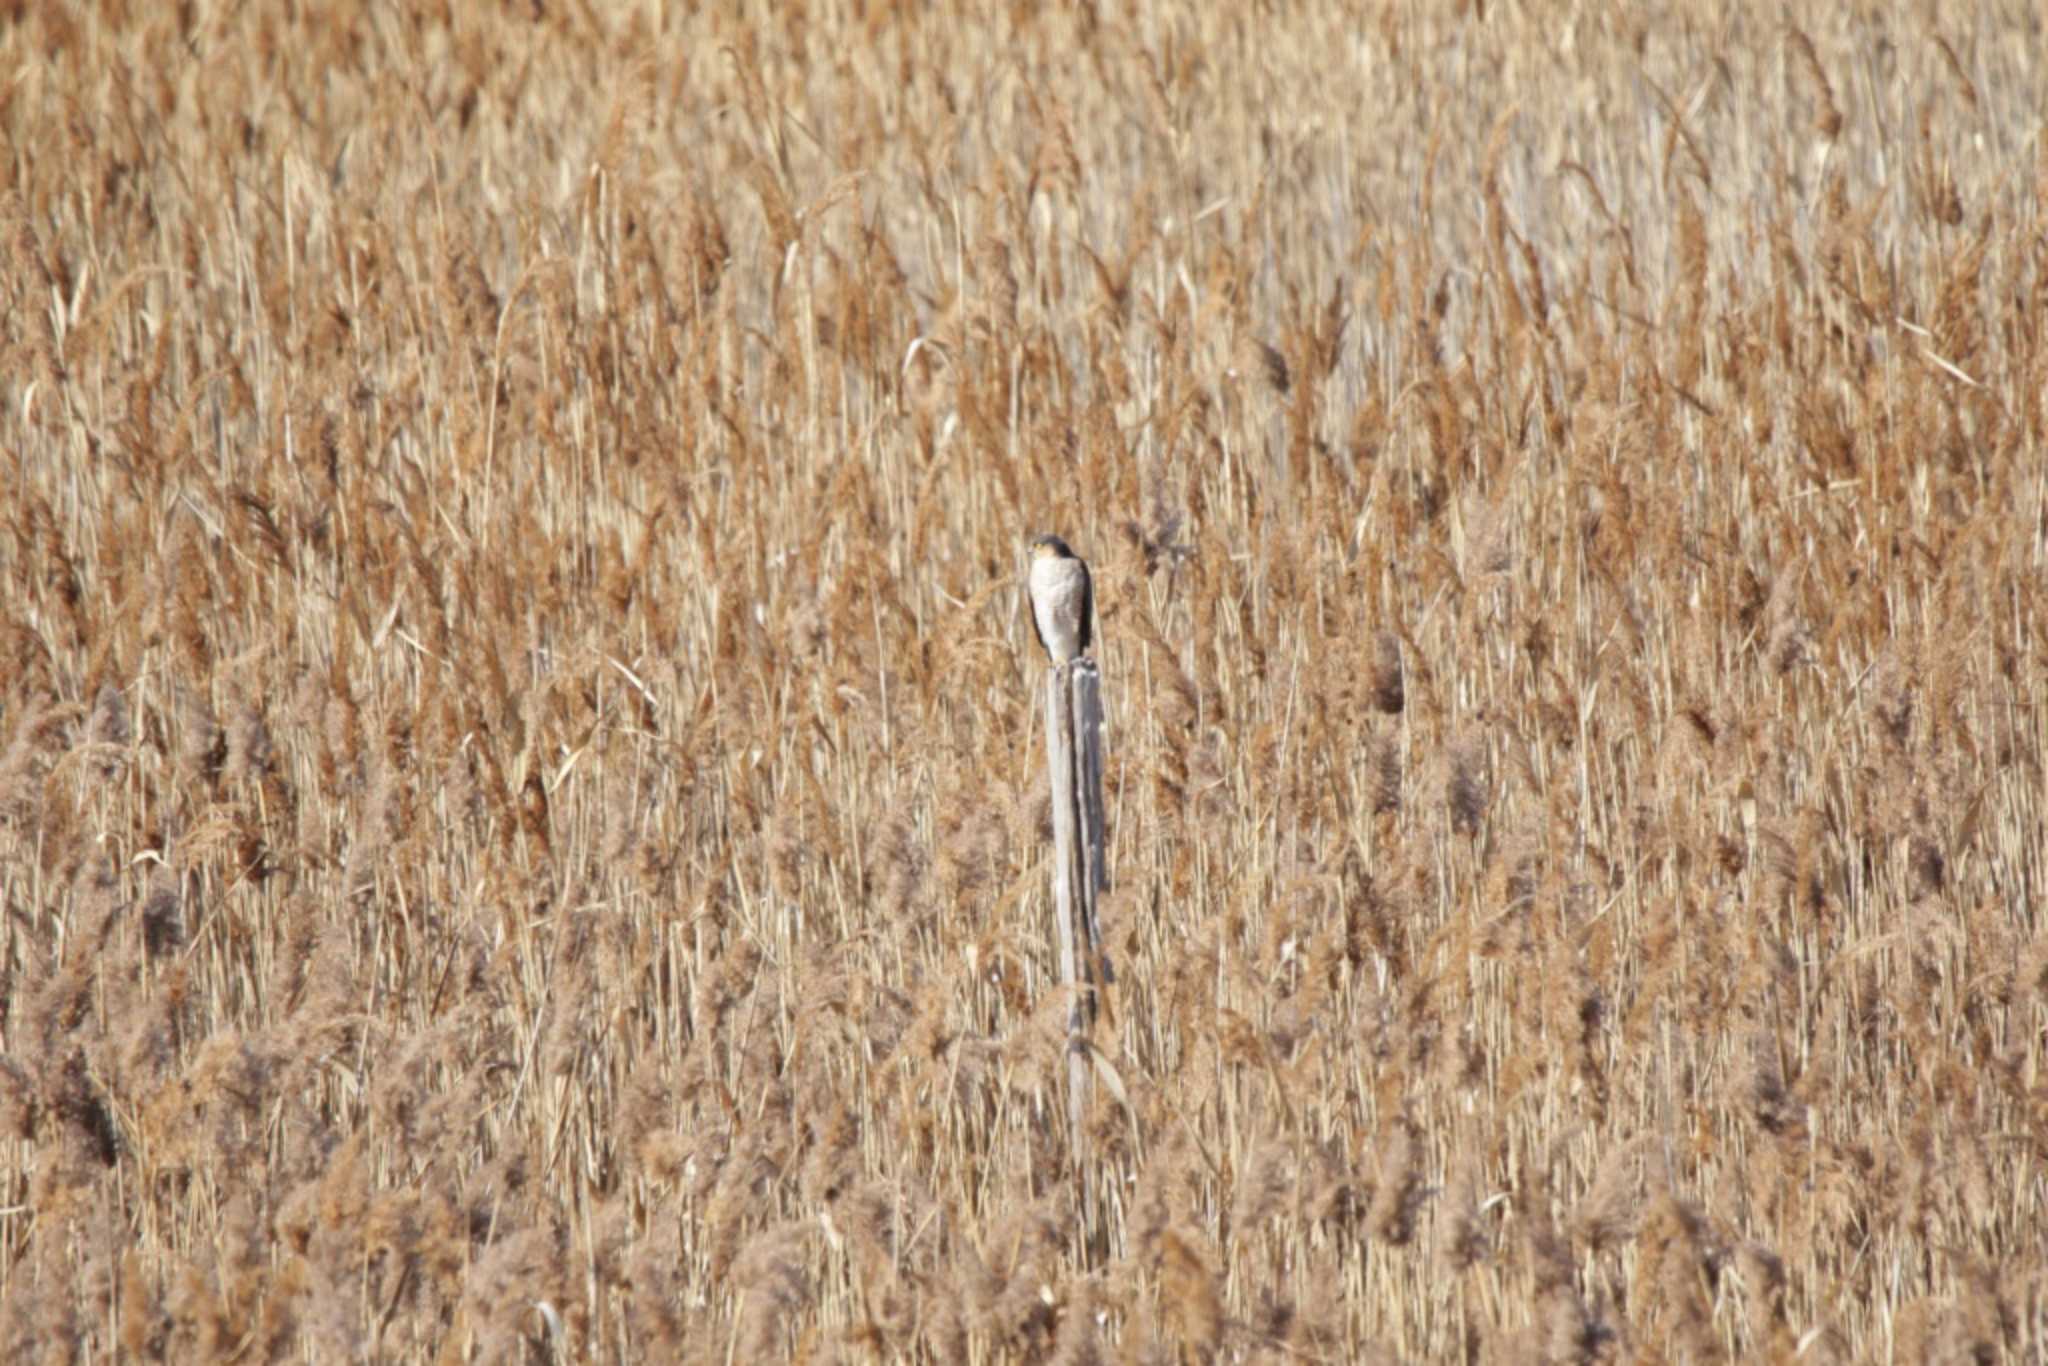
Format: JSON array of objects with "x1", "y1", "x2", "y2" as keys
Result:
[{"x1": 1030, "y1": 534, "x2": 1075, "y2": 561}]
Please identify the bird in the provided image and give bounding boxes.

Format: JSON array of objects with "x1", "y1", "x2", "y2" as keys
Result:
[{"x1": 1027, "y1": 534, "x2": 1094, "y2": 666}]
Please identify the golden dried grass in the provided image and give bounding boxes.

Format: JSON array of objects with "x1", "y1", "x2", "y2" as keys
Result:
[{"x1": 3, "y1": 1, "x2": 2048, "y2": 1360}]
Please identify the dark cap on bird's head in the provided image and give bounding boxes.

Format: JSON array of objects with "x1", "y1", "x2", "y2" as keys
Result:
[{"x1": 1031, "y1": 534, "x2": 1077, "y2": 559}]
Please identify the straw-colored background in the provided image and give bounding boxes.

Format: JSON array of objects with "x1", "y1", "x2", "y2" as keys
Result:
[{"x1": 3, "y1": 2, "x2": 2045, "y2": 1358}]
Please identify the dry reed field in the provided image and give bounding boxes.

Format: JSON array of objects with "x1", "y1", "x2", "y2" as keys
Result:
[{"x1": 5, "y1": 1, "x2": 2048, "y2": 1359}]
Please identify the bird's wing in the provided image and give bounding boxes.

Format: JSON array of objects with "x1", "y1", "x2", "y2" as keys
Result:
[{"x1": 1077, "y1": 564, "x2": 1093, "y2": 654}]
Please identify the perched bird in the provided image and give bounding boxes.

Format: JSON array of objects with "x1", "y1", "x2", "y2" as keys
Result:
[{"x1": 1027, "y1": 534, "x2": 1094, "y2": 665}]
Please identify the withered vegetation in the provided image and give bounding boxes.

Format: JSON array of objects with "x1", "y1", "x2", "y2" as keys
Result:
[{"x1": 3, "y1": 2, "x2": 2047, "y2": 1360}]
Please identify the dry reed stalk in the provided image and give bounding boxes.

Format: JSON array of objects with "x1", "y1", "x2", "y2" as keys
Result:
[{"x1": 0, "y1": 2, "x2": 2046, "y2": 1360}]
